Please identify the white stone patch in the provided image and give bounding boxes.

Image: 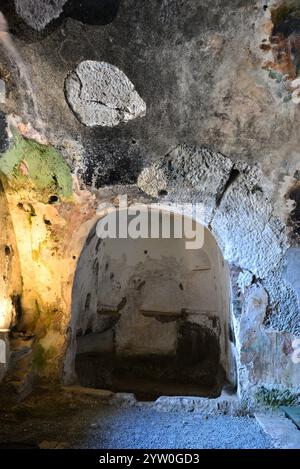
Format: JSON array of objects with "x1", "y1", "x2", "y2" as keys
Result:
[
  {"x1": 14, "y1": 0, "x2": 67, "y2": 31},
  {"x1": 65, "y1": 61, "x2": 146, "y2": 127},
  {"x1": 138, "y1": 145, "x2": 233, "y2": 225},
  {"x1": 291, "y1": 78, "x2": 300, "y2": 90}
]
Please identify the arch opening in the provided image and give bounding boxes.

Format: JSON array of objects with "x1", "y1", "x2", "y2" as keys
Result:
[{"x1": 68, "y1": 207, "x2": 235, "y2": 401}]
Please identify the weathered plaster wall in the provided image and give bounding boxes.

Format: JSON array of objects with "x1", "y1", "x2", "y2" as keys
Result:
[
  {"x1": 0, "y1": 175, "x2": 22, "y2": 381},
  {"x1": 0, "y1": 129, "x2": 100, "y2": 383}
]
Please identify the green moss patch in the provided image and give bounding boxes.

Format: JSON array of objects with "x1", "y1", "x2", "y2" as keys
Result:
[
  {"x1": 255, "y1": 385, "x2": 300, "y2": 408},
  {"x1": 32, "y1": 343, "x2": 56, "y2": 373},
  {"x1": 0, "y1": 133, "x2": 73, "y2": 202}
]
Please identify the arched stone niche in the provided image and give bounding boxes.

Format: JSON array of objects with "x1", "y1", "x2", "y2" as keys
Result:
[
  {"x1": 66, "y1": 206, "x2": 234, "y2": 399},
  {"x1": 62, "y1": 145, "x2": 300, "y2": 403}
]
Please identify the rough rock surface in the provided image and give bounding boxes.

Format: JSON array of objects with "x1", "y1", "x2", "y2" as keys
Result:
[
  {"x1": 65, "y1": 61, "x2": 146, "y2": 127},
  {"x1": 0, "y1": 0, "x2": 299, "y2": 403},
  {"x1": 138, "y1": 145, "x2": 234, "y2": 223},
  {"x1": 13, "y1": 0, "x2": 67, "y2": 31},
  {"x1": 138, "y1": 144, "x2": 300, "y2": 335},
  {"x1": 0, "y1": 389, "x2": 274, "y2": 449},
  {"x1": 237, "y1": 271, "x2": 254, "y2": 294}
]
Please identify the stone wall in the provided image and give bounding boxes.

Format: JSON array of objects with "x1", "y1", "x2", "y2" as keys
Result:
[{"x1": 0, "y1": 0, "x2": 299, "y2": 404}]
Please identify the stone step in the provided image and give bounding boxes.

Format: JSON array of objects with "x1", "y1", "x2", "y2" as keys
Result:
[
  {"x1": 10, "y1": 346, "x2": 32, "y2": 363},
  {"x1": 1, "y1": 333, "x2": 36, "y2": 401},
  {"x1": 280, "y1": 406, "x2": 300, "y2": 430}
]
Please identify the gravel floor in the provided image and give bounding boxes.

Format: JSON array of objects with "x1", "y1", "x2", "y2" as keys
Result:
[
  {"x1": 0, "y1": 389, "x2": 275, "y2": 449},
  {"x1": 75, "y1": 406, "x2": 275, "y2": 449}
]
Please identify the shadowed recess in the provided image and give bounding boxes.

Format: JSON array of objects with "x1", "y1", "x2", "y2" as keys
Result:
[{"x1": 63, "y1": 0, "x2": 121, "y2": 25}]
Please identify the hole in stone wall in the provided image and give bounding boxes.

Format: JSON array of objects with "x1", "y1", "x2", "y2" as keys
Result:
[
  {"x1": 158, "y1": 189, "x2": 168, "y2": 196},
  {"x1": 70, "y1": 209, "x2": 235, "y2": 401},
  {"x1": 63, "y1": 0, "x2": 121, "y2": 26},
  {"x1": 85, "y1": 293, "x2": 91, "y2": 312},
  {"x1": 260, "y1": 43, "x2": 272, "y2": 51},
  {"x1": 48, "y1": 195, "x2": 59, "y2": 205}
]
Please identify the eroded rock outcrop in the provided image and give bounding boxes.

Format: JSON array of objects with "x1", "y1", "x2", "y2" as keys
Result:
[
  {"x1": 13, "y1": 0, "x2": 67, "y2": 31},
  {"x1": 0, "y1": 0, "x2": 299, "y2": 404},
  {"x1": 65, "y1": 61, "x2": 146, "y2": 127}
]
